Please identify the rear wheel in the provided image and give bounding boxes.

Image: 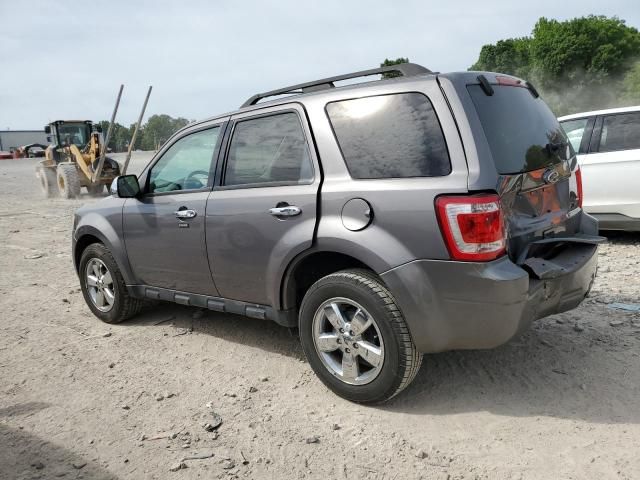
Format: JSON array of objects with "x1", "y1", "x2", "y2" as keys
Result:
[
  {"x1": 57, "y1": 163, "x2": 81, "y2": 198},
  {"x1": 79, "y1": 243, "x2": 142, "y2": 323},
  {"x1": 36, "y1": 164, "x2": 58, "y2": 198},
  {"x1": 299, "y1": 269, "x2": 422, "y2": 403},
  {"x1": 86, "y1": 183, "x2": 106, "y2": 196}
]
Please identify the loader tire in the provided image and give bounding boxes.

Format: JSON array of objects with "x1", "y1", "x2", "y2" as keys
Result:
[
  {"x1": 87, "y1": 183, "x2": 106, "y2": 196},
  {"x1": 57, "y1": 163, "x2": 81, "y2": 199},
  {"x1": 36, "y1": 164, "x2": 58, "y2": 198}
]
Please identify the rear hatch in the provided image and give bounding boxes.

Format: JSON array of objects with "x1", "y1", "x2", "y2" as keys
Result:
[{"x1": 465, "y1": 76, "x2": 590, "y2": 265}]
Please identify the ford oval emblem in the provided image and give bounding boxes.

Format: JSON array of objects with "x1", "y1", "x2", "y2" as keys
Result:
[{"x1": 543, "y1": 168, "x2": 560, "y2": 184}]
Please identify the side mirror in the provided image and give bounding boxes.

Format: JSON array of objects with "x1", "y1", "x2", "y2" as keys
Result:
[
  {"x1": 44, "y1": 125, "x2": 51, "y2": 134},
  {"x1": 46, "y1": 136, "x2": 52, "y2": 143},
  {"x1": 96, "y1": 125, "x2": 103, "y2": 133},
  {"x1": 110, "y1": 175, "x2": 141, "y2": 198}
]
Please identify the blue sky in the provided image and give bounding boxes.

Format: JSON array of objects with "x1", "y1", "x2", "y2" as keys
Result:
[{"x1": 1, "y1": 0, "x2": 638, "y2": 129}]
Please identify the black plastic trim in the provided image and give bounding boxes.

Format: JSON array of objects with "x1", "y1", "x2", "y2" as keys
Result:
[{"x1": 127, "y1": 285, "x2": 296, "y2": 327}]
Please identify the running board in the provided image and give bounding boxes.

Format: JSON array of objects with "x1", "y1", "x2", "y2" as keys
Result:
[{"x1": 127, "y1": 285, "x2": 296, "y2": 327}]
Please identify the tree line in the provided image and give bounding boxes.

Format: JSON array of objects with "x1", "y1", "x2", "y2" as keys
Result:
[
  {"x1": 469, "y1": 15, "x2": 640, "y2": 115},
  {"x1": 98, "y1": 114, "x2": 190, "y2": 152},
  {"x1": 385, "y1": 15, "x2": 639, "y2": 115}
]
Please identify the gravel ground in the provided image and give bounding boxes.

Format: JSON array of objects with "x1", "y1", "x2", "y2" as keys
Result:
[{"x1": 1, "y1": 155, "x2": 639, "y2": 480}]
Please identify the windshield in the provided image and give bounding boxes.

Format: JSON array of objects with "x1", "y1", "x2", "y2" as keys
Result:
[
  {"x1": 467, "y1": 84, "x2": 570, "y2": 174},
  {"x1": 57, "y1": 123, "x2": 91, "y2": 147}
]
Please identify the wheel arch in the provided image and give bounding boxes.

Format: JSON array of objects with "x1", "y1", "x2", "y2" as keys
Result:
[
  {"x1": 279, "y1": 248, "x2": 382, "y2": 313},
  {"x1": 74, "y1": 224, "x2": 136, "y2": 285}
]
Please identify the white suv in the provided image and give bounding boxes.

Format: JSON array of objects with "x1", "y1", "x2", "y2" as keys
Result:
[{"x1": 559, "y1": 106, "x2": 640, "y2": 231}]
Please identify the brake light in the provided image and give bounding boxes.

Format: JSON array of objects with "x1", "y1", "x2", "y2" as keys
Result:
[
  {"x1": 495, "y1": 75, "x2": 524, "y2": 87},
  {"x1": 435, "y1": 194, "x2": 506, "y2": 261}
]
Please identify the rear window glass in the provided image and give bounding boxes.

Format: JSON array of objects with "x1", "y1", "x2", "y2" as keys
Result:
[
  {"x1": 468, "y1": 85, "x2": 570, "y2": 174},
  {"x1": 598, "y1": 112, "x2": 640, "y2": 152},
  {"x1": 326, "y1": 93, "x2": 451, "y2": 179},
  {"x1": 560, "y1": 118, "x2": 589, "y2": 152}
]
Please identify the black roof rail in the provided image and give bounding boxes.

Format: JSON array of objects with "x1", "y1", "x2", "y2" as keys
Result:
[{"x1": 241, "y1": 63, "x2": 433, "y2": 108}]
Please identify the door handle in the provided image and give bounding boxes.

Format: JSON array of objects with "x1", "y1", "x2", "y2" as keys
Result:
[
  {"x1": 175, "y1": 209, "x2": 197, "y2": 219},
  {"x1": 269, "y1": 205, "x2": 301, "y2": 217}
]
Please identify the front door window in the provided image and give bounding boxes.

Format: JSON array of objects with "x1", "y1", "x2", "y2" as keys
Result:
[{"x1": 149, "y1": 127, "x2": 220, "y2": 193}]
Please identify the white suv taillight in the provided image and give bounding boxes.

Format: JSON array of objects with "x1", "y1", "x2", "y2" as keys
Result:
[{"x1": 435, "y1": 194, "x2": 506, "y2": 262}]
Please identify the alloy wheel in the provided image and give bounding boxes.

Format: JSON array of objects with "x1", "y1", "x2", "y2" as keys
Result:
[
  {"x1": 85, "y1": 258, "x2": 115, "y2": 312},
  {"x1": 311, "y1": 297, "x2": 384, "y2": 385}
]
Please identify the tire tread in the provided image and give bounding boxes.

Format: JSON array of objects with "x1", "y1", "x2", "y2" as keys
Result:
[
  {"x1": 301, "y1": 268, "x2": 422, "y2": 403},
  {"x1": 57, "y1": 163, "x2": 81, "y2": 198},
  {"x1": 80, "y1": 244, "x2": 142, "y2": 323}
]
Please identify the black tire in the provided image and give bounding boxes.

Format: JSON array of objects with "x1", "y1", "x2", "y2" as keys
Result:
[
  {"x1": 56, "y1": 163, "x2": 81, "y2": 198},
  {"x1": 92, "y1": 157, "x2": 121, "y2": 175},
  {"x1": 79, "y1": 243, "x2": 142, "y2": 324},
  {"x1": 36, "y1": 164, "x2": 58, "y2": 198},
  {"x1": 86, "y1": 183, "x2": 106, "y2": 196},
  {"x1": 299, "y1": 269, "x2": 422, "y2": 404}
]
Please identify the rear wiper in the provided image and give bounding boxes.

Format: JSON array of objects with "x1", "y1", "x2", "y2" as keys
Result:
[{"x1": 545, "y1": 141, "x2": 566, "y2": 156}]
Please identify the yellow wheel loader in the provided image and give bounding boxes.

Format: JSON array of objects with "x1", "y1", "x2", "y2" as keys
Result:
[{"x1": 35, "y1": 120, "x2": 121, "y2": 198}]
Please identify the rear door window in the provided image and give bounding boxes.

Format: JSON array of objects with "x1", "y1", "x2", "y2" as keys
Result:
[
  {"x1": 468, "y1": 84, "x2": 570, "y2": 174},
  {"x1": 598, "y1": 112, "x2": 640, "y2": 152},
  {"x1": 325, "y1": 93, "x2": 451, "y2": 179},
  {"x1": 224, "y1": 112, "x2": 313, "y2": 186}
]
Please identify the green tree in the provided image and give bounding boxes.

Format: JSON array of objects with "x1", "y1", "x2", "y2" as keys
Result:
[
  {"x1": 470, "y1": 38, "x2": 532, "y2": 79},
  {"x1": 380, "y1": 57, "x2": 410, "y2": 78},
  {"x1": 622, "y1": 61, "x2": 640, "y2": 103},
  {"x1": 470, "y1": 15, "x2": 640, "y2": 115},
  {"x1": 531, "y1": 16, "x2": 640, "y2": 87},
  {"x1": 97, "y1": 121, "x2": 132, "y2": 152},
  {"x1": 138, "y1": 114, "x2": 189, "y2": 150}
]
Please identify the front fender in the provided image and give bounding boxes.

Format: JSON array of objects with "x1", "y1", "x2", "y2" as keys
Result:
[{"x1": 73, "y1": 200, "x2": 135, "y2": 284}]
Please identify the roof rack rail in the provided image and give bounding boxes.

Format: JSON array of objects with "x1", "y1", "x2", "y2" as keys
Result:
[{"x1": 240, "y1": 63, "x2": 433, "y2": 108}]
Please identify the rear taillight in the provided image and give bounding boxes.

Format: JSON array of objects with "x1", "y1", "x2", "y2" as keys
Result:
[
  {"x1": 575, "y1": 167, "x2": 583, "y2": 208},
  {"x1": 435, "y1": 194, "x2": 506, "y2": 262},
  {"x1": 569, "y1": 164, "x2": 583, "y2": 209}
]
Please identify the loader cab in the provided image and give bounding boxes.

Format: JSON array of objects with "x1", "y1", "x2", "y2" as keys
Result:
[{"x1": 45, "y1": 120, "x2": 94, "y2": 148}]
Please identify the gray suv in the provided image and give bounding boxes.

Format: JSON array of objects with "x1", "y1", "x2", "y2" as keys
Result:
[{"x1": 73, "y1": 63, "x2": 603, "y2": 403}]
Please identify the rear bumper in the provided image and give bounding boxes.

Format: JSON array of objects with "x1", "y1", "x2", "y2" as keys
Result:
[
  {"x1": 591, "y1": 213, "x2": 640, "y2": 232},
  {"x1": 380, "y1": 244, "x2": 598, "y2": 353}
]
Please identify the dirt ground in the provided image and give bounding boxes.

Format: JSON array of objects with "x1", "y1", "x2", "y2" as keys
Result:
[{"x1": 1, "y1": 154, "x2": 639, "y2": 480}]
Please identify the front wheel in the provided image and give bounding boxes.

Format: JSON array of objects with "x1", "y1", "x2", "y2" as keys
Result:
[
  {"x1": 79, "y1": 243, "x2": 142, "y2": 323},
  {"x1": 56, "y1": 163, "x2": 81, "y2": 198},
  {"x1": 299, "y1": 269, "x2": 422, "y2": 403}
]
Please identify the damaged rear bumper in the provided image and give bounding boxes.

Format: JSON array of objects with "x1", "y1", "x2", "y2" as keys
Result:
[{"x1": 380, "y1": 242, "x2": 599, "y2": 354}]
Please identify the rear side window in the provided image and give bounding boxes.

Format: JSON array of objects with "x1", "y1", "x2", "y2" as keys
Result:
[
  {"x1": 326, "y1": 93, "x2": 451, "y2": 179},
  {"x1": 598, "y1": 113, "x2": 640, "y2": 152},
  {"x1": 468, "y1": 85, "x2": 569, "y2": 174},
  {"x1": 224, "y1": 112, "x2": 313, "y2": 186}
]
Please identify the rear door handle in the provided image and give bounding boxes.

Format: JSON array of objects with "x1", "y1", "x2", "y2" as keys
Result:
[
  {"x1": 175, "y1": 209, "x2": 197, "y2": 219},
  {"x1": 269, "y1": 205, "x2": 301, "y2": 217}
]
